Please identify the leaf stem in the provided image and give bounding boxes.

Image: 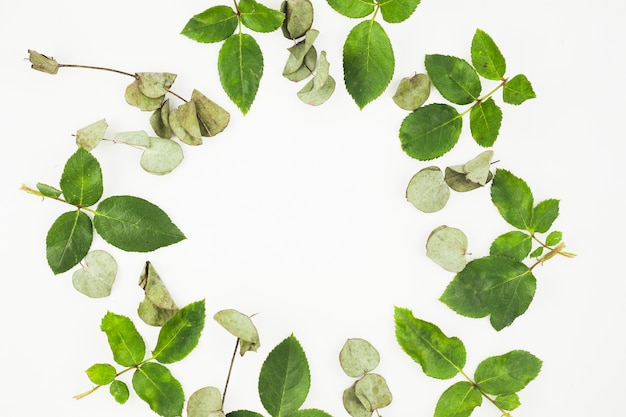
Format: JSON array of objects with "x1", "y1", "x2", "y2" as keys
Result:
[
  {"x1": 457, "y1": 369, "x2": 513, "y2": 417},
  {"x1": 459, "y1": 79, "x2": 507, "y2": 118},
  {"x1": 222, "y1": 338, "x2": 240, "y2": 407}
]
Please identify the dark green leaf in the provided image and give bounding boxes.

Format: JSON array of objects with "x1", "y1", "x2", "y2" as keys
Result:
[
  {"x1": 343, "y1": 20, "x2": 394, "y2": 109},
  {"x1": 503, "y1": 74, "x2": 536, "y2": 105},
  {"x1": 218, "y1": 33, "x2": 263, "y2": 114},
  {"x1": 379, "y1": 0, "x2": 421, "y2": 23},
  {"x1": 153, "y1": 300, "x2": 205, "y2": 363},
  {"x1": 471, "y1": 29, "x2": 506, "y2": 80},
  {"x1": 434, "y1": 381, "x2": 482, "y2": 417},
  {"x1": 281, "y1": 0, "x2": 314, "y2": 39},
  {"x1": 46, "y1": 210, "x2": 93, "y2": 274},
  {"x1": 60, "y1": 147, "x2": 103, "y2": 207},
  {"x1": 86, "y1": 363, "x2": 117, "y2": 386},
  {"x1": 491, "y1": 169, "x2": 534, "y2": 230},
  {"x1": 469, "y1": 98, "x2": 502, "y2": 147},
  {"x1": 394, "y1": 307, "x2": 465, "y2": 379},
  {"x1": 326, "y1": 0, "x2": 375, "y2": 18},
  {"x1": 259, "y1": 334, "x2": 310, "y2": 417},
  {"x1": 474, "y1": 350, "x2": 542, "y2": 395},
  {"x1": 138, "y1": 261, "x2": 179, "y2": 327},
  {"x1": 110, "y1": 380, "x2": 130, "y2": 404},
  {"x1": 354, "y1": 373, "x2": 392, "y2": 410},
  {"x1": 239, "y1": 0, "x2": 285, "y2": 33},
  {"x1": 181, "y1": 6, "x2": 238, "y2": 43},
  {"x1": 100, "y1": 311, "x2": 146, "y2": 367},
  {"x1": 531, "y1": 199, "x2": 560, "y2": 233},
  {"x1": 36, "y1": 182, "x2": 61, "y2": 198},
  {"x1": 440, "y1": 256, "x2": 537, "y2": 330},
  {"x1": 490, "y1": 231, "x2": 532, "y2": 261},
  {"x1": 546, "y1": 231, "x2": 563, "y2": 246},
  {"x1": 93, "y1": 196, "x2": 185, "y2": 252},
  {"x1": 228, "y1": 411, "x2": 265, "y2": 417},
  {"x1": 495, "y1": 393, "x2": 521, "y2": 411},
  {"x1": 339, "y1": 338, "x2": 380, "y2": 377},
  {"x1": 399, "y1": 103, "x2": 462, "y2": 160},
  {"x1": 133, "y1": 362, "x2": 184, "y2": 417},
  {"x1": 425, "y1": 54, "x2": 481, "y2": 105}
]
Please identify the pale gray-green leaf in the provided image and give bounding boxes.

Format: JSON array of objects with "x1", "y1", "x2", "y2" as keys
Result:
[
  {"x1": 76, "y1": 119, "x2": 108, "y2": 151},
  {"x1": 72, "y1": 250, "x2": 117, "y2": 298},
  {"x1": 137, "y1": 72, "x2": 177, "y2": 98},
  {"x1": 140, "y1": 137, "x2": 184, "y2": 175},
  {"x1": 339, "y1": 338, "x2": 380, "y2": 377},
  {"x1": 187, "y1": 386, "x2": 224, "y2": 417},
  {"x1": 125, "y1": 80, "x2": 165, "y2": 111},
  {"x1": 406, "y1": 166, "x2": 450, "y2": 213},
  {"x1": 170, "y1": 103, "x2": 202, "y2": 146},
  {"x1": 191, "y1": 89, "x2": 230, "y2": 137},
  {"x1": 138, "y1": 261, "x2": 179, "y2": 327},
  {"x1": 214, "y1": 309, "x2": 260, "y2": 355},
  {"x1": 297, "y1": 51, "x2": 336, "y2": 105},
  {"x1": 392, "y1": 73, "x2": 430, "y2": 111},
  {"x1": 343, "y1": 383, "x2": 372, "y2": 417},
  {"x1": 354, "y1": 374, "x2": 392, "y2": 411},
  {"x1": 426, "y1": 226, "x2": 468, "y2": 272},
  {"x1": 113, "y1": 130, "x2": 151, "y2": 147},
  {"x1": 283, "y1": 30, "x2": 318, "y2": 75},
  {"x1": 463, "y1": 150, "x2": 493, "y2": 185}
]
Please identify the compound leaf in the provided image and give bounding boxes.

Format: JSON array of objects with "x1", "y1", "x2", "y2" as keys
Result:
[
  {"x1": 503, "y1": 74, "x2": 535, "y2": 105},
  {"x1": 181, "y1": 5, "x2": 238, "y2": 43},
  {"x1": 531, "y1": 199, "x2": 560, "y2": 233},
  {"x1": 343, "y1": 20, "x2": 394, "y2": 109},
  {"x1": 379, "y1": 0, "x2": 422, "y2": 23},
  {"x1": 94, "y1": 196, "x2": 185, "y2": 252},
  {"x1": 326, "y1": 0, "x2": 375, "y2": 18},
  {"x1": 425, "y1": 54, "x2": 481, "y2": 105},
  {"x1": 474, "y1": 350, "x2": 542, "y2": 395},
  {"x1": 471, "y1": 29, "x2": 506, "y2": 80},
  {"x1": 469, "y1": 98, "x2": 502, "y2": 147},
  {"x1": 239, "y1": 0, "x2": 285, "y2": 33},
  {"x1": 394, "y1": 307, "x2": 465, "y2": 379},
  {"x1": 399, "y1": 103, "x2": 462, "y2": 160},
  {"x1": 100, "y1": 311, "x2": 146, "y2": 367},
  {"x1": 489, "y1": 231, "x2": 531, "y2": 261},
  {"x1": 133, "y1": 362, "x2": 184, "y2": 417},
  {"x1": 491, "y1": 169, "x2": 534, "y2": 230},
  {"x1": 60, "y1": 147, "x2": 103, "y2": 207},
  {"x1": 46, "y1": 210, "x2": 93, "y2": 274},
  {"x1": 434, "y1": 381, "x2": 482, "y2": 417},
  {"x1": 339, "y1": 338, "x2": 380, "y2": 377},
  {"x1": 153, "y1": 300, "x2": 205, "y2": 364},
  {"x1": 72, "y1": 249, "x2": 117, "y2": 298}
]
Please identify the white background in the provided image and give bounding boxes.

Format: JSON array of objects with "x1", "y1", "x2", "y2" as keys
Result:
[{"x1": 1, "y1": 0, "x2": 624, "y2": 416}]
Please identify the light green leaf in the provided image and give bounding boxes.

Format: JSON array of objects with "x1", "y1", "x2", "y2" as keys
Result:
[
  {"x1": 150, "y1": 99, "x2": 172, "y2": 139},
  {"x1": 191, "y1": 89, "x2": 230, "y2": 137},
  {"x1": 86, "y1": 363, "x2": 117, "y2": 386},
  {"x1": 137, "y1": 72, "x2": 177, "y2": 99},
  {"x1": 343, "y1": 20, "x2": 394, "y2": 109},
  {"x1": 529, "y1": 246, "x2": 543, "y2": 258},
  {"x1": 399, "y1": 103, "x2": 462, "y2": 160},
  {"x1": 379, "y1": 0, "x2": 422, "y2": 23},
  {"x1": 343, "y1": 383, "x2": 372, "y2": 417},
  {"x1": 531, "y1": 199, "x2": 560, "y2": 233},
  {"x1": 392, "y1": 73, "x2": 430, "y2": 111},
  {"x1": 239, "y1": 0, "x2": 285, "y2": 33},
  {"x1": 218, "y1": 33, "x2": 263, "y2": 114},
  {"x1": 180, "y1": 6, "x2": 238, "y2": 43},
  {"x1": 394, "y1": 307, "x2": 465, "y2": 379},
  {"x1": 503, "y1": 74, "x2": 535, "y2": 105},
  {"x1": 46, "y1": 210, "x2": 93, "y2": 274},
  {"x1": 138, "y1": 261, "x2": 179, "y2": 327},
  {"x1": 326, "y1": 0, "x2": 375, "y2": 18},
  {"x1": 440, "y1": 256, "x2": 537, "y2": 331},
  {"x1": 491, "y1": 169, "x2": 534, "y2": 230},
  {"x1": 100, "y1": 311, "x2": 146, "y2": 367},
  {"x1": 259, "y1": 334, "x2": 310, "y2": 417},
  {"x1": 405, "y1": 166, "x2": 450, "y2": 213},
  {"x1": 489, "y1": 231, "x2": 531, "y2": 261},
  {"x1": 546, "y1": 231, "x2": 562, "y2": 246},
  {"x1": 425, "y1": 54, "x2": 481, "y2": 105},
  {"x1": 140, "y1": 137, "x2": 184, "y2": 175},
  {"x1": 354, "y1": 374, "x2": 392, "y2": 410},
  {"x1": 170, "y1": 101, "x2": 203, "y2": 145},
  {"x1": 469, "y1": 98, "x2": 502, "y2": 147},
  {"x1": 94, "y1": 195, "x2": 186, "y2": 252},
  {"x1": 434, "y1": 381, "x2": 482, "y2": 417},
  {"x1": 187, "y1": 386, "x2": 224, "y2": 417},
  {"x1": 426, "y1": 225, "x2": 468, "y2": 273},
  {"x1": 133, "y1": 362, "x2": 184, "y2": 417},
  {"x1": 283, "y1": 29, "x2": 318, "y2": 76},
  {"x1": 110, "y1": 380, "x2": 130, "y2": 404},
  {"x1": 339, "y1": 338, "x2": 380, "y2": 377},
  {"x1": 76, "y1": 118, "x2": 108, "y2": 151},
  {"x1": 153, "y1": 300, "x2": 205, "y2": 364},
  {"x1": 495, "y1": 393, "x2": 521, "y2": 411},
  {"x1": 28, "y1": 49, "x2": 59, "y2": 74},
  {"x1": 214, "y1": 309, "x2": 260, "y2": 355},
  {"x1": 60, "y1": 147, "x2": 103, "y2": 207},
  {"x1": 125, "y1": 80, "x2": 165, "y2": 111},
  {"x1": 471, "y1": 29, "x2": 506, "y2": 80},
  {"x1": 281, "y1": 0, "x2": 314, "y2": 39},
  {"x1": 113, "y1": 130, "x2": 151, "y2": 147},
  {"x1": 297, "y1": 51, "x2": 336, "y2": 105},
  {"x1": 72, "y1": 250, "x2": 117, "y2": 298},
  {"x1": 474, "y1": 350, "x2": 542, "y2": 395},
  {"x1": 36, "y1": 182, "x2": 62, "y2": 198}
]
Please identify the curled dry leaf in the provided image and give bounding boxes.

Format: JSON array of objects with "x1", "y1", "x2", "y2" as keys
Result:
[{"x1": 138, "y1": 261, "x2": 179, "y2": 327}]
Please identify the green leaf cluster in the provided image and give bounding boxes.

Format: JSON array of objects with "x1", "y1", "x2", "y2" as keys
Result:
[
  {"x1": 394, "y1": 307, "x2": 541, "y2": 417},
  {"x1": 399, "y1": 29, "x2": 536, "y2": 160},
  {"x1": 181, "y1": 0, "x2": 285, "y2": 114},
  {"x1": 79, "y1": 300, "x2": 205, "y2": 417}
]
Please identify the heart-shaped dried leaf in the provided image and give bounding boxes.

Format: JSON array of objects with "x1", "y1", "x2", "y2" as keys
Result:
[
  {"x1": 140, "y1": 137, "x2": 184, "y2": 175},
  {"x1": 392, "y1": 73, "x2": 430, "y2": 111},
  {"x1": 214, "y1": 309, "x2": 260, "y2": 355},
  {"x1": 281, "y1": 0, "x2": 314, "y2": 39},
  {"x1": 426, "y1": 226, "x2": 468, "y2": 273},
  {"x1": 76, "y1": 119, "x2": 108, "y2": 151},
  {"x1": 188, "y1": 386, "x2": 225, "y2": 417},
  {"x1": 339, "y1": 338, "x2": 380, "y2": 377},
  {"x1": 136, "y1": 72, "x2": 177, "y2": 98},
  {"x1": 191, "y1": 89, "x2": 230, "y2": 137},
  {"x1": 125, "y1": 80, "x2": 165, "y2": 111},
  {"x1": 72, "y1": 250, "x2": 117, "y2": 298},
  {"x1": 406, "y1": 166, "x2": 450, "y2": 213},
  {"x1": 138, "y1": 261, "x2": 179, "y2": 327}
]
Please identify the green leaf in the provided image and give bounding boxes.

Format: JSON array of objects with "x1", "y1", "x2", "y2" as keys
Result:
[
  {"x1": 100, "y1": 311, "x2": 146, "y2": 367},
  {"x1": 503, "y1": 74, "x2": 536, "y2": 105},
  {"x1": 474, "y1": 350, "x2": 542, "y2": 395},
  {"x1": 491, "y1": 169, "x2": 534, "y2": 230},
  {"x1": 434, "y1": 381, "x2": 482, "y2": 417},
  {"x1": 60, "y1": 147, "x2": 103, "y2": 207},
  {"x1": 392, "y1": 73, "x2": 430, "y2": 111},
  {"x1": 137, "y1": 72, "x2": 177, "y2": 99},
  {"x1": 239, "y1": 0, "x2": 285, "y2": 33},
  {"x1": 399, "y1": 103, "x2": 462, "y2": 160},
  {"x1": 426, "y1": 226, "x2": 468, "y2": 273},
  {"x1": 125, "y1": 80, "x2": 165, "y2": 111},
  {"x1": 531, "y1": 199, "x2": 560, "y2": 233},
  {"x1": 150, "y1": 100, "x2": 172, "y2": 139},
  {"x1": 75, "y1": 118, "x2": 108, "y2": 151},
  {"x1": 93, "y1": 195, "x2": 185, "y2": 252},
  {"x1": 489, "y1": 231, "x2": 531, "y2": 261},
  {"x1": 72, "y1": 250, "x2": 117, "y2": 298},
  {"x1": 290, "y1": 409, "x2": 333, "y2": 417},
  {"x1": 495, "y1": 393, "x2": 521, "y2": 411},
  {"x1": 188, "y1": 386, "x2": 224, "y2": 417},
  {"x1": 343, "y1": 383, "x2": 372, "y2": 417},
  {"x1": 191, "y1": 89, "x2": 231, "y2": 137},
  {"x1": 405, "y1": 166, "x2": 450, "y2": 213},
  {"x1": 86, "y1": 363, "x2": 117, "y2": 386},
  {"x1": 138, "y1": 261, "x2": 179, "y2": 327},
  {"x1": 110, "y1": 380, "x2": 130, "y2": 404},
  {"x1": 394, "y1": 307, "x2": 465, "y2": 379},
  {"x1": 133, "y1": 362, "x2": 184, "y2": 417},
  {"x1": 36, "y1": 182, "x2": 62, "y2": 198},
  {"x1": 379, "y1": 0, "x2": 421, "y2": 23},
  {"x1": 228, "y1": 411, "x2": 265, "y2": 417},
  {"x1": 281, "y1": 0, "x2": 314, "y2": 39},
  {"x1": 339, "y1": 338, "x2": 380, "y2": 377},
  {"x1": 259, "y1": 334, "x2": 310, "y2": 417},
  {"x1": 46, "y1": 210, "x2": 93, "y2": 274},
  {"x1": 297, "y1": 51, "x2": 336, "y2": 106},
  {"x1": 529, "y1": 246, "x2": 543, "y2": 258},
  {"x1": 440, "y1": 256, "x2": 537, "y2": 330},
  {"x1": 218, "y1": 33, "x2": 263, "y2": 114},
  {"x1": 354, "y1": 373, "x2": 392, "y2": 410},
  {"x1": 425, "y1": 54, "x2": 481, "y2": 105},
  {"x1": 471, "y1": 29, "x2": 506, "y2": 80},
  {"x1": 546, "y1": 231, "x2": 563, "y2": 246},
  {"x1": 469, "y1": 98, "x2": 502, "y2": 147},
  {"x1": 343, "y1": 20, "x2": 394, "y2": 109},
  {"x1": 214, "y1": 309, "x2": 260, "y2": 355},
  {"x1": 153, "y1": 300, "x2": 205, "y2": 363},
  {"x1": 326, "y1": 0, "x2": 375, "y2": 18},
  {"x1": 181, "y1": 5, "x2": 238, "y2": 43}
]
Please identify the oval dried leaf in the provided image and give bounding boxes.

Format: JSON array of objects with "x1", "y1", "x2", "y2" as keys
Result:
[
  {"x1": 150, "y1": 100, "x2": 172, "y2": 139},
  {"x1": 343, "y1": 384, "x2": 372, "y2": 417},
  {"x1": 141, "y1": 137, "x2": 184, "y2": 175},
  {"x1": 125, "y1": 80, "x2": 165, "y2": 111},
  {"x1": 297, "y1": 51, "x2": 335, "y2": 105},
  {"x1": 137, "y1": 72, "x2": 177, "y2": 98},
  {"x1": 281, "y1": 0, "x2": 314, "y2": 39},
  {"x1": 187, "y1": 386, "x2": 224, "y2": 417},
  {"x1": 406, "y1": 166, "x2": 450, "y2": 213},
  {"x1": 339, "y1": 338, "x2": 380, "y2": 377},
  {"x1": 354, "y1": 374, "x2": 392, "y2": 411},
  {"x1": 214, "y1": 309, "x2": 260, "y2": 355},
  {"x1": 76, "y1": 118, "x2": 108, "y2": 151},
  {"x1": 72, "y1": 250, "x2": 117, "y2": 298},
  {"x1": 426, "y1": 226, "x2": 468, "y2": 272},
  {"x1": 392, "y1": 73, "x2": 430, "y2": 111}
]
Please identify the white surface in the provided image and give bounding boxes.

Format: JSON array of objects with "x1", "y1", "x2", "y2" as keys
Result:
[{"x1": 1, "y1": 0, "x2": 624, "y2": 416}]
